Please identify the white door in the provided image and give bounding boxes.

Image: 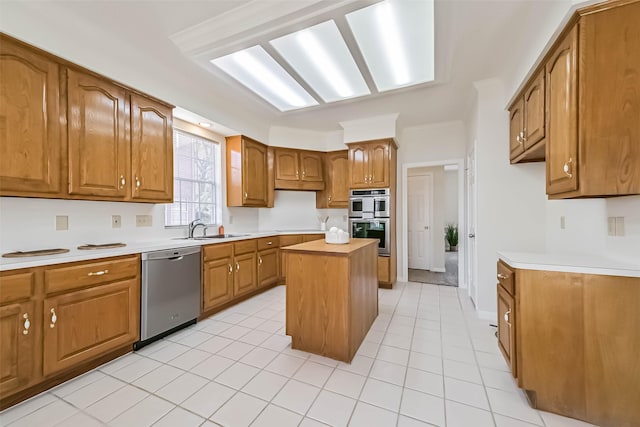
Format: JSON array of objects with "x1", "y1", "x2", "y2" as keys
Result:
[
  {"x1": 408, "y1": 174, "x2": 431, "y2": 270},
  {"x1": 466, "y1": 146, "x2": 478, "y2": 305}
]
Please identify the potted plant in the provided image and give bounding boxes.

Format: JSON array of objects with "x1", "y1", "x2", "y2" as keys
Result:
[{"x1": 445, "y1": 223, "x2": 458, "y2": 251}]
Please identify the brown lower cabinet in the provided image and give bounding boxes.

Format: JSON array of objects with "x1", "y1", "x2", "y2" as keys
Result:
[
  {"x1": 202, "y1": 244, "x2": 234, "y2": 311},
  {"x1": 0, "y1": 255, "x2": 140, "y2": 410},
  {"x1": 497, "y1": 259, "x2": 640, "y2": 427}
]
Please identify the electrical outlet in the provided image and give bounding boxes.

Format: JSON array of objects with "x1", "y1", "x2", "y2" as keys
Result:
[
  {"x1": 55, "y1": 215, "x2": 68, "y2": 231},
  {"x1": 228, "y1": 215, "x2": 234, "y2": 224},
  {"x1": 135, "y1": 215, "x2": 152, "y2": 227},
  {"x1": 343, "y1": 215, "x2": 348, "y2": 222},
  {"x1": 608, "y1": 217, "x2": 616, "y2": 236},
  {"x1": 112, "y1": 215, "x2": 121, "y2": 228},
  {"x1": 560, "y1": 216, "x2": 566, "y2": 230},
  {"x1": 615, "y1": 217, "x2": 625, "y2": 236}
]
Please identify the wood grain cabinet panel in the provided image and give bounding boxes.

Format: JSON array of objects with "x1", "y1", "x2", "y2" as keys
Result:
[
  {"x1": 130, "y1": 94, "x2": 173, "y2": 202},
  {"x1": 43, "y1": 278, "x2": 139, "y2": 376},
  {"x1": 67, "y1": 69, "x2": 129, "y2": 198},
  {"x1": 203, "y1": 257, "x2": 233, "y2": 310},
  {"x1": 496, "y1": 284, "x2": 516, "y2": 376},
  {"x1": 233, "y1": 252, "x2": 257, "y2": 297},
  {"x1": 509, "y1": 99, "x2": 525, "y2": 160},
  {"x1": 274, "y1": 148, "x2": 299, "y2": 182},
  {"x1": 368, "y1": 142, "x2": 390, "y2": 188},
  {"x1": 347, "y1": 140, "x2": 395, "y2": 189},
  {"x1": 524, "y1": 72, "x2": 545, "y2": 150},
  {"x1": 226, "y1": 135, "x2": 268, "y2": 207},
  {"x1": 279, "y1": 235, "x2": 303, "y2": 282},
  {"x1": 300, "y1": 151, "x2": 323, "y2": 183},
  {"x1": 258, "y1": 248, "x2": 279, "y2": 288},
  {"x1": 348, "y1": 144, "x2": 369, "y2": 188},
  {"x1": 0, "y1": 36, "x2": 63, "y2": 197},
  {"x1": 274, "y1": 148, "x2": 324, "y2": 190},
  {"x1": 0, "y1": 301, "x2": 36, "y2": 397},
  {"x1": 316, "y1": 150, "x2": 349, "y2": 208}
]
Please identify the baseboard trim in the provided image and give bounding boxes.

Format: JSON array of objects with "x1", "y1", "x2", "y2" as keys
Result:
[{"x1": 477, "y1": 310, "x2": 497, "y2": 321}]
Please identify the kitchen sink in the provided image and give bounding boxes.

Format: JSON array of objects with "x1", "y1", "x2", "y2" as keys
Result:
[{"x1": 173, "y1": 234, "x2": 249, "y2": 240}]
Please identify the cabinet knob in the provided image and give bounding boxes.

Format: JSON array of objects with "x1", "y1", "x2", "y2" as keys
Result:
[
  {"x1": 119, "y1": 175, "x2": 126, "y2": 189},
  {"x1": 22, "y1": 313, "x2": 30, "y2": 335},
  {"x1": 228, "y1": 264, "x2": 233, "y2": 274},
  {"x1": 302, "y1": 170, "x2": 306, "y2": 178},
  {"x1": 497, "y1": 273, "x2": 507, "y2": 280},
  {"x1": 563, "y1": 158, "x2": 573, "y2": 178},
  {"x1": 244, "y1": 192, "x2": 248, "y2": 199},
  {"x1": 296, "y1": 170, "x2": 299, "y2": 178},
  {"x1": 504, "y1": 309, "x2": 511, "y2": 327},
  {"x1": 236, "y1": 263, "x2": 240, "y2": 272},
  {"x1": 135, "y1": 176, "x2": 141, "y2": 190},
  {"x1": 259, "y1": 257, "x2": 263, "y2": 266},
  {"x1": 49, "y1": 308, "x2": 57, "y2": 328},
  {"x1": 328, "y1": 196, "x2": 332, "y2": 202}
]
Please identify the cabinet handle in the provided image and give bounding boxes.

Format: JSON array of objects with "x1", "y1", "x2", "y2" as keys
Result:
[
  {"x1": 236, "y1": 263, "x2": 240, "y2": 272},
  {"x1": 497, "y1": 273, "x2": 507, "y2": 280},
  {"x1": 119, "y1": 175, "x2": 126, "y2": 189},
  {"x1": 328, "y1": 196, "x2": 332, "y2": 202},
  {"x1": 50, "y1": 308, "x2": 57, "y2": 328},
  {"x1": 135, "y1": 176, "x2": 141, "y2": 190},
  {"x1": 228, "y1": 264, "x2": 233, "y2": 274},
  {"x1": 504, "y1": 309, "x2": 511, "y2": 327},
  {"x1": 22, "y1": 313, "x2": 30, "y2": 335},
  {"x1": 563, "y1": 158, "x2": 573, "y2": 178},
  {"x1": 259, "y1": 257, "x2": 263, "y2": 266},
  {"x1": 516, "y1": 134, "x2": 522, "y2": 145},
  {"x1": 296, "y1": 170, "x2": 299, "y2": 178},
  {"x1": 244, "y1": 191, "x2": 248, "y2": 200},
  {"x1": 267, "y1": 241, "x2": 273, "y2": 245},
  {"x1": 88, "y1": 269, "x2": 109, "y2": 276},
  {"x1": 302, "y1": 170, "x2": 306, "y2": 178}
]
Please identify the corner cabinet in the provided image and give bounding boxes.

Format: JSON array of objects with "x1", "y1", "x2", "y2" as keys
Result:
[
  {"x1": 0, "y1": 36, "x2": 64, "y2": 197},
  {"x1": 274, "y1": 148, "x2": 324, "y2": 191},
  {"x1": 226, "y1": 135, "x2": 269, "y2": 207},
  {"x1": 347, "y1": 139, "x2": 397, "y2": 189},
  {"x1": 316, "y1": 150, "x2": 349, "y2": 208}
]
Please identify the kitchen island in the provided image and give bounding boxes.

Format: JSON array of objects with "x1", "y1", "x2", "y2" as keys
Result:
[{"x1": 282, "y1": 238, "x2": 378, "y2": 362}]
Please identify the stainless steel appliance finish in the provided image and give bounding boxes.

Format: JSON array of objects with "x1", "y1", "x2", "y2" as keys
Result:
[
  {"x1": 138, "y1": 246, "x2": 201, "y2": 348},
  {"x1": 349, "y1": 189, "x2": 390, "y2": 219},
  {"x1": 349, "y1": 218, "x2": 390, "y2": 255}
]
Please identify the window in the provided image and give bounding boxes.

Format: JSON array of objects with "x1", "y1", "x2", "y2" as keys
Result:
[{"x1": 165, "y1": 129, "x2": 221, "y2": 226}]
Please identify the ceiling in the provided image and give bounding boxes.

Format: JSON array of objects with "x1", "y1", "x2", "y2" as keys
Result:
[{"x1": 0, "y1": 0, "x2": 571, "y2": 136}]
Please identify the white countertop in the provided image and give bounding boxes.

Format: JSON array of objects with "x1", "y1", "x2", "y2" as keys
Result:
[
  {"x1": 0, "y1": 230, "x2": 326, "y2": 271},
  {"x1": 497, "y1": 251, "x2": 640, "y2": 278}
]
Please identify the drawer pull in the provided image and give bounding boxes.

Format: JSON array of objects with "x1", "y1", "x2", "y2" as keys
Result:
[
  {"x1": 504, "y1": 309, "x2": 511, "y2": 327},
  {"x1": 236, "y1": 263, "x2": 240, "y2": 272},
  {"x1": 497, "y1": 273, "x2": 507, "y2": 280},
  {"x1": 88, "y1": 269, "x2": 109, "y2": 276},
  {"x1": 228, "y1": 264, "x2": 233, "y2": 274},
  {"x1": 23, "y1": 313, "x2": 30, "y2": 335},
  {"x1": 259, "y1": 257, "x2": 263, "y2": 266},
  {"x1": 50, "y1": 308, "x2": 57, "y2": 328},
  {"x1": 267, "y1": 241, "x2": 273, "y2": 245}
]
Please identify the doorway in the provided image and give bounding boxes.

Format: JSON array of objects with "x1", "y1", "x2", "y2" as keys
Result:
[{"x1": 402, "y1": 160, "x2": 464, "y2": 287}]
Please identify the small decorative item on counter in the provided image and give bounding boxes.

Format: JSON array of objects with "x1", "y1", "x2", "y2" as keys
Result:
[
  {"x1": 318, "y1": 215, "x2": 329, "y2": 231},
  {"x1": 325, "y1": 226, "x2": 350, "y2": 244},
  {"x1": 218, "y1": 224, "x2": 225, "y2": 235}
]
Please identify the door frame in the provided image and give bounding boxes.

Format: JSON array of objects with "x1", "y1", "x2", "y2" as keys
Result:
[
  {"x1": 401, "y1": 159, "x2": 466, "y2": 287},
  {"x1": 466, "y1": 145, "x2": 478, "y2": 305},
  {"x1": 407, "y1": 173, "x2": 433, "y2": 271}
]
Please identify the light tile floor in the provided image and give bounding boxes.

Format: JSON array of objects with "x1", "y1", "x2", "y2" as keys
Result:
[{"x1": 0, "y1": 282, "x2": 597, "y2": 427}]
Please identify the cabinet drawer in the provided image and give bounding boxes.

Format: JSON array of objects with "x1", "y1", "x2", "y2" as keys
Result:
[
  {"x1": 280, "y1": 235, "x2": 303, "y2": 247},
  {"x1": 203, "y1": 243, "x2": 233, "y2": 261},
  {"x1": 234, "y1": 239, "x2": 257, "y2": 255},
  {"x1": 44, "y1": 255, "x2": 139, "y2": 295},
  {"x1": 302, "y1": 234, "x2": 324, "y2": 242},
  {"x1": 0, "y1": 271, "x2": 36, "y2": 304},
  {"x1": 257, "y1": 236, "x2": 279, "y2": 251},
  {"x1": 497, "y1": 260, "x2": 515, "y2": 296}
]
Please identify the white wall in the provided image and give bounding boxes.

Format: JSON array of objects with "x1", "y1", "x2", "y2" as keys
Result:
[
  {"x1": 444, "y1": 170, "x2": 458, "y2": 225},
  {"x1": 258, "y1": 191, "x2": 347, "y2": 232},
  {"x1": 339, "y1": 114, "x2": 399, "y2": 143}
]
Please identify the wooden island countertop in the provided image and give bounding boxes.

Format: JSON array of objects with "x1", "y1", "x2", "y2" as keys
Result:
[{"x1": 282, "y1": 238, "x2": 378, "y2": 362}]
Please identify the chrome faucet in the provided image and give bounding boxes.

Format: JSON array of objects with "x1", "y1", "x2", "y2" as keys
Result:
[{"x1": 188, "y1": 219, "x2": 206, "y2": 238}]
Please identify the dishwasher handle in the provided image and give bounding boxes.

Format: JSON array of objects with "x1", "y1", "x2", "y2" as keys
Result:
[{"x1": 168, "y1": 255, "x2": 184, "y2": 261}]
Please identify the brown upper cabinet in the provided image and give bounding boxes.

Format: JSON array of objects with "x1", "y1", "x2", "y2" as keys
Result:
[
  {"x1": 509, "y1": 0, "x2": 640, "y2": 198},
  {"x1": 226, "y1": 135, "x2": 269, "y2": 207},
  {"x1": 508, "y1": 71, "x2": 545, "y2": 163},
  {"x1": 347, "y1": 139, "x2": 397, "y2": 189},
  {"x1": 274, "y1": 148, "x2": 324, "y2": 191},
  {"x1": 0, "y1": 34, "x2": 174, "y2": 203},
  {"x1": 0, "y1": 37, "x2": 64, "y2": 197},
  {"x1": 316, "y1": 150, "x2": 349, "y2": 208}
]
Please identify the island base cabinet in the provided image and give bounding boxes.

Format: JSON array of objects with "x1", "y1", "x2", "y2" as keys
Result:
[
  {"x1": 43, "y1": 279, "x2": 139, "y2": 376},
  {"x1": 0, "y1": 301, "x2": 36, "y2": 397}
]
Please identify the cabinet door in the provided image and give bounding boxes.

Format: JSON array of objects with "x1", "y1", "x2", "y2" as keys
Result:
[
  {"x1": 0, "y1": 301, "x2": 35, "y2": 396},
  {"x1": 324, "y1": 151, "x2": 349, "y2": 208},
  {"x1": 497, "y1": 285, "x2": 516, "y2": 377},
  {"x1": 242, "y1": 138, "x2": 268, "y2": 206},
  {"x1": 546, "y1": 25, "x2": 578, "y2": 195},
  {"x1": 369, "y1": 142, "x2": 390, "y2": 188},
  {"x1": 130, "y1": 94, "x2": 173, "y2": 202},
  {"x1": 0, "y1": 39, "x2": 62, "y2": 196},
  {"x1": 258, "y1": 248, "x2": 279, "y2": 288},
  {"x1": 509, "y1": 98, "x2": 525, "y2": 160},
  {"x1": 523, "y1": 71, "x2": 545, "y2": 150},
  {"x1": 67, "y1": 69, "x2": 128, "y2": 198},
  {"x1": 203, "y1": 257, "x2": 233, "y2": 310},
  {"x1": 43, "y1": 279, "x2": 139, "y2": 376},
  {"x1": 234, "y1": 252, "x2": 257, "y2": 296},
  {"x1": 300, "y1": 152, "x2": 323, "y2": 182},
  {"x1": 279, "y1": 235, "x2": 303, "y2": 281},
  {"x1": 274, "y1": 148, "x2": 300, "y2": 182},
  {"x1": 349, "y1": 144, "x2": 369, "y2": 188}
]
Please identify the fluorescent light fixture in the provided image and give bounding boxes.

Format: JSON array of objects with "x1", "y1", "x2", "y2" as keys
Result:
[
  {"x1": 346, "y1": 0, "x2": 435, "y2": 92},
  {"x1": 270, "y1": 20, "x2": 370, "y2": 103},
  {"x1": 211, "y1": 46, "x2": 318, "y2": 111}
]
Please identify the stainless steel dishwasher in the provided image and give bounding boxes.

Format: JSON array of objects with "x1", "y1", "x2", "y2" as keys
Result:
[{"x1": 136, "y1": 246, "x2": 201, "y2": 349}]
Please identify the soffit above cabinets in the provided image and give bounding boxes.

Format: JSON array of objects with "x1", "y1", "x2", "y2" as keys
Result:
[{"x1": 170, "y1": 0, "x2": 436, "y2": 112}]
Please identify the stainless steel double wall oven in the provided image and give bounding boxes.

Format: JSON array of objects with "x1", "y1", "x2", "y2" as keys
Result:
[{"x1": 349, "y1": 189, "x2": 391, "y2": 256}]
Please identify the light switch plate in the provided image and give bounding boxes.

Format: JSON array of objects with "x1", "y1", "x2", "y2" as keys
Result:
[
  {"x1": 607, "y1": 217, "x2": 616, "y2": 236},
  {"x1": 135, "y1": 215, "x2": 152, "y2": 227},
  {"x1": 112, "y1": 215, "x2": 121, "y2": 228},
  {"x1": 615, "y1": 217, "x2": 625, "y2": 236},
  {"x1": 55, "y1": 215, "x2": 68, "y2": 231}
]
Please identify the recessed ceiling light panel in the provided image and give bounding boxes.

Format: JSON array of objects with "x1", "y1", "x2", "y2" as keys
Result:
[
  {"x1": 210, "y1": 45, "x2": 318, "y2": 111},
  {"x1": 346, "y1": 0, "x2": 435, "y2": 92},
  {"x1": 270, "y1": 20, "x2": 370, "y2": 103}
]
